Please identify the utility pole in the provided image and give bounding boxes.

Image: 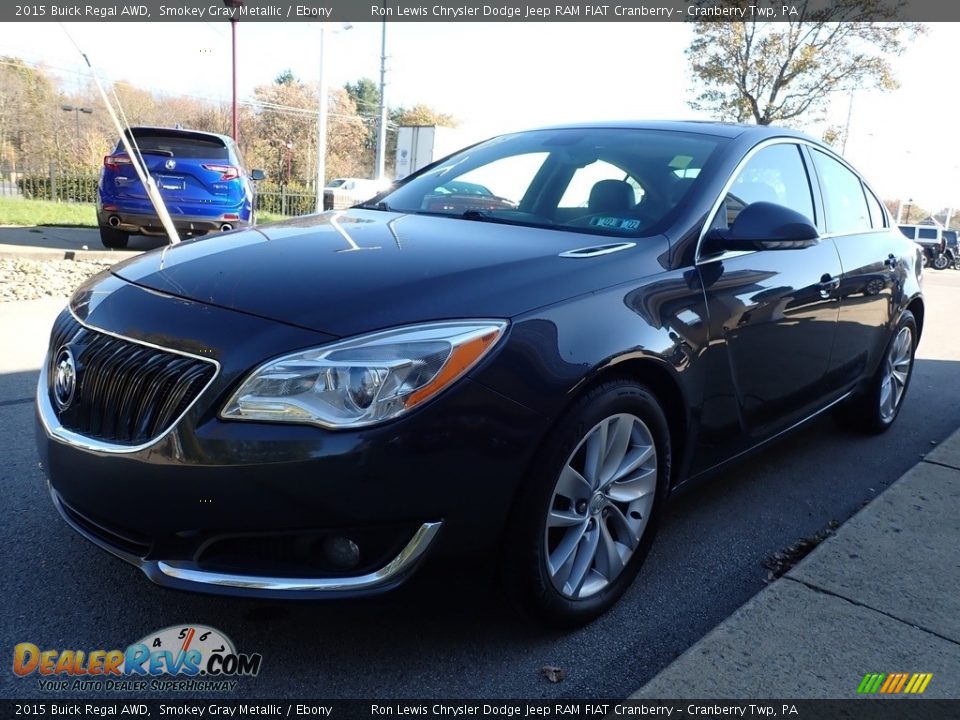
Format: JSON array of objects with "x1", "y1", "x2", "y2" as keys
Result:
[
  {"x1": 374, "y1": 20, "x2": 388, "y2": 180},
  {"x1": 223, "y1": 0, "x2": 244, "y2": 141}
]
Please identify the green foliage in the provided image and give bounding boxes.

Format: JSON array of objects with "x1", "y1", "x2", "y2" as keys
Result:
[
  {"x1": 686, "y1": 2, "x2": 923, "y2": 125},
  {"x1": 274, "y1": 70, "x2": 297, "y2": 86},
  {"x1": 0, "y1": 197, "x2": 97, "y2": 227},
  {"x1": 254, "y1": 181, "x2": 316, "y2": 217}
]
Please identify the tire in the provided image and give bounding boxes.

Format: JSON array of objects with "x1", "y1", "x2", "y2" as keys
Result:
[
  {"x1": 99, "y1": 225, "x2": 129, "y2": 249},
  {"x1": 954, "y1": 256, "x2": 960, "y2": 272},
  {"x1": 932, "y1": 254, "x2": 949, "y2": 271},
  {"x1": 501, "y1": 379, "x2": 671, "y2": 628},
  {"x1": 834, "y1": 311, "x2": 917, "y2": 434}
]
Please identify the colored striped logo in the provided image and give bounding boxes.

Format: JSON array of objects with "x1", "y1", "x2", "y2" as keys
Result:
[{"x1": 857, "y1": 673, "x2": 934, "y2": 694}]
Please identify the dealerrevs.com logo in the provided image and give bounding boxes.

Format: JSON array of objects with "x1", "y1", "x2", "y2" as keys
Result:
[{"x1": 13, "y1": 625, "x2": 262, "y2": 692}]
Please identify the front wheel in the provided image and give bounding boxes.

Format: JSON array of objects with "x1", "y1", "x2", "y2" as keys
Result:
[
  {"x1": 835, "y1": 311, "x2": 917, "y2": 434},
  {"x1": 502, "y1": 380, "x2": 671, "y2": 627},
  {"x1": 932, "y1": 254, "x2": 950, "y2": 270}
]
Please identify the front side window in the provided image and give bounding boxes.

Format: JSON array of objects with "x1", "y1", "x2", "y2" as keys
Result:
[
  {"x1": 811, "y1": 150, "x2": 870, "y2": 234},
  {"x1": 712, "y1": 143, "x2": 814, "y2": 231},
  {"x1": 376, "y1": 128, "x2": 725, "y2": 237}
]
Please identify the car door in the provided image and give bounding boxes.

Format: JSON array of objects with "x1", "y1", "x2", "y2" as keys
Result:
[
  {"x1": 807, "y1": 148, "x2": 905, "y2": 394},
  {"x1": 694, "y1": 142, "x2": 843, "y2": 469}
]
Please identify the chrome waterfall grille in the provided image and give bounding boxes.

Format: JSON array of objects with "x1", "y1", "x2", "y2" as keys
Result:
[{"x1": 46, "y1": 312, "x2": 216, "y2": 446}]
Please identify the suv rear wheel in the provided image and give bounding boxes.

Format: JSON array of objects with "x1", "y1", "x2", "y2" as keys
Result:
[{"x1": 99, "y1": 225, "x2": 129, "y2": 249}]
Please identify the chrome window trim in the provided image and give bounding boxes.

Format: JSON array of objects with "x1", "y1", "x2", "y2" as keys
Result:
[
  {"x1": 36, "y1": 306, "x2": 221, "y2": 455},
  {"x1": 695, "y1": 137, "x2": 881, "y2": 266}
]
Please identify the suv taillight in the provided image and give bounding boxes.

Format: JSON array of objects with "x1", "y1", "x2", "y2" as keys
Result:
[
  {"x1": 104, "y1": 154, "x2": 132, "y2": 171},
  {"x1": 203, "y1": 164, "x2": 240, "y2": 181}
]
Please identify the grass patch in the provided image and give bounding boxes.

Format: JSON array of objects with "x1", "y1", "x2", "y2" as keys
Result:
[
  {"x1": 0, "y1": 197, "x2": 290, "y2": 229},
  {"x1": 0, "y1": 197, "x2": 97, "y2": 228}
]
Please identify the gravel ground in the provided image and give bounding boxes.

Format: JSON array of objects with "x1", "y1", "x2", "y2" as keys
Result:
[{"x1": 0, "y1": 257, "x2": 114, "y2": 302}]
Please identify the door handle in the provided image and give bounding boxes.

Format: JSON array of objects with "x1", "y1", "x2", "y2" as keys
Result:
[
  {"x1": 884, "y1": 254, "x2": 898, "y2": 270},
  {"x1": 819, "y1": 274, "x2": 840, "y2": 299}
]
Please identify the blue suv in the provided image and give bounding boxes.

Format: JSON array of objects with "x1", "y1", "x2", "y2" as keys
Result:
[{"x1": 97, "y1": 127, "x2": 264, "y2": 248}]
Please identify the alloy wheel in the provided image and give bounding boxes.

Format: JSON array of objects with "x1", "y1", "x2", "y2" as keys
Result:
[
  {"x1": 879, "y1": 326, "x2": 913, "y2": 422},
  {"x1": 544, "y1": 413, "x2": 657, "y2": 599},
  {"x1": 933, "y1": 254, "x2": 949, "y2": 270}
]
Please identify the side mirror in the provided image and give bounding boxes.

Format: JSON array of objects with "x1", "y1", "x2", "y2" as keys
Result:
[
  {"x1": 250, "y1": 169, "x2": 266, "y2": 181},
  {"x1": 703, "y1": 201, "x2": 819, "y2": 254}
]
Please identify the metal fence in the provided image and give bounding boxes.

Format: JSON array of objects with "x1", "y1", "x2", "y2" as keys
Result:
[
  {"x1": 0, "y1": 165, "x2": 354, "y2": 219},
  {"x1": 0, "y1": 164, "x2": 99, "y2": 203},
  {"x1": 255, "y1": 187, "x2": 317, "y2": 217}
]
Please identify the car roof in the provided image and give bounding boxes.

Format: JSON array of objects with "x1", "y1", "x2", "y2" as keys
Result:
[{"x1": 523, "y1": 120, "x2": 820, "y2": 143}]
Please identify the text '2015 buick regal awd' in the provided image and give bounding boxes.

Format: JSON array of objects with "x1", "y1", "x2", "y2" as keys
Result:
[{"x1": 37, "y1": 122, "x2": 923, "y2": 626}]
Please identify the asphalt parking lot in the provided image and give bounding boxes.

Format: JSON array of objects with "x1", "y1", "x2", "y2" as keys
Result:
[{"x1": 2, "y1": 268, "x2": 959, "y2": 701}]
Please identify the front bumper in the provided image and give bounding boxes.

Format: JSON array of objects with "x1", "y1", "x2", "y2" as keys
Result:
[
  {"x1": 36, "y1": 277, "x2": 544, "y2": 598},
  {"x1": 48, "y1": 482, "x2": 442, "y2": 598}
]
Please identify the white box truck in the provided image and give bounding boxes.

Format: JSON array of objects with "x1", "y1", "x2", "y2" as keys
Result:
[{"x1": 394, "y1": 126, "x2": 465, "y2": 181}]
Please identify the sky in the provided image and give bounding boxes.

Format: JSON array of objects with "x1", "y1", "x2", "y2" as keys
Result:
[{"x1": 3, "y1": 20, "x2": 960, "y2": 210}]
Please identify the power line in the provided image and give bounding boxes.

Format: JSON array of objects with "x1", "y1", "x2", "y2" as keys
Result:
[{"x1": 0, "y1": 57, "x2": 400, "y2": 127}]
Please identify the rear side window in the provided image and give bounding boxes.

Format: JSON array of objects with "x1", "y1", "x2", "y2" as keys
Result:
[
  {"x1": 898, "y1": 226, "x2": 916, "y2": 239},
  {"x1": 811, "y1": 150, "x2": 870, "y2": 234},
  {"x1": 917, "y1": 228, "x2": 939, "y2": 240},
  {"x1": 121, "y1": 132, "x2": 229, "y2": 160},
  {"x1": 863, "y1": 185, "x2": 886, "y2": 229}
]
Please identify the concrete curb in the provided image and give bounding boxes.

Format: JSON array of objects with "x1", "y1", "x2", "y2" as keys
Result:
[
  {"x1": 632, "y1": 428, "x2": 960, "y2": 699},
  {"x1": 0, "y1": 243, "x2": 137, "y2": 263}
]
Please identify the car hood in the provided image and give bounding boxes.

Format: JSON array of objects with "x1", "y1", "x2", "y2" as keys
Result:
[{"x1": 111, "y1": 210, "x2": 667, "y2": 337}]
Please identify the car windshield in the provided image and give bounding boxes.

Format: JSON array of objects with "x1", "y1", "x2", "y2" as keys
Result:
[{"x1": 378, "y1": 128, "x2": 725, "y2": 237}]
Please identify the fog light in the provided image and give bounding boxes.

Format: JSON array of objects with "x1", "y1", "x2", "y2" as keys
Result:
[{"x1": 321, "y1": 536, "x2": 360, "y2": 569}]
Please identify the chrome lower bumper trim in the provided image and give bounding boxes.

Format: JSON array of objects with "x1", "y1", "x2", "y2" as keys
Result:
[
  {"x1": 49, "y1": 481, "x2": 442, "y2": 595},
  {"x1": 155, "y1": 522, "x2": 442, "y2": 593}
]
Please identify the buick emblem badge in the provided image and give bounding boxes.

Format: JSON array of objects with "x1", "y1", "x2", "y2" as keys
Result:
[
  {"x1": 53, "y1": 346, "x2": 77, "y2": 411},
  {"x1": 165, "y1": 159, "x2": 176, "y2": 171}
]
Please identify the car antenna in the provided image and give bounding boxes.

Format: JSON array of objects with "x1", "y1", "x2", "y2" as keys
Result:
[{"x1": 59, "y1": 24, "x2": 182, "y2": 245}]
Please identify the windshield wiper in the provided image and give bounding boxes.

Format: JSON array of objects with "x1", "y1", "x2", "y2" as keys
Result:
[
  {"x1": 354, "y1": 201, "x2": 393, "y2": 211},
  {"x1": 459, "y1": 210, "x2": 553, "y2": 228}
]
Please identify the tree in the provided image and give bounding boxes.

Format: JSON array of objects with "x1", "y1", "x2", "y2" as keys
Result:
[
  {"x1": 391, "y1": 103, "x2": 457, "y2": 128},
  {"x1": 686, "y1": 1, "x2": 922, "y2": 125},
  {"x1": 247, "y1": 74, "x2": 320, "y2": 184},
  {"x1": 344, "y1": 77, "x2": 381, "y2": 118}
]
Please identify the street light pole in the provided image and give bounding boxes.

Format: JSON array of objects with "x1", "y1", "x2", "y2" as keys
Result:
[
  {"x1": 61, "y1": 105, "x2": 93, "y2": 151},
  {"x1": 223, "y1": 0, "x2": 244, "y2": 141},
  {"x1": 374, "y1": 21, "x2": 388, "y2": 180},
  {"x1": 314, "y1": 22, "x2": 352, "y2": 213},
  {"x1": 315, "y1": 24, "x2": 328, "y2": 213}
]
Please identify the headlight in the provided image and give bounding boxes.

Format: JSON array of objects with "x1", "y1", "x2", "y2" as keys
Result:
[{"x1": 221, "y1": 320, "x2": 507, "y2": 428}]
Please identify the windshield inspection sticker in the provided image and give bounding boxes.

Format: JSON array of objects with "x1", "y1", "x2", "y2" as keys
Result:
[{"x1": 589, "y1": 216, "x2": 641, "y2": 231}]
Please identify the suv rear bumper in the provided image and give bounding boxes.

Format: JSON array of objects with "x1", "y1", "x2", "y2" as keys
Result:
[{"x1": 97, "y1": 210, "x2": 251, "y2": 237}]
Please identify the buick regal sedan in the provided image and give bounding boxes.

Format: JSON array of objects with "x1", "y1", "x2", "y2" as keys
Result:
[{"x1": 37, "y1": 122, "x2": 923, "y2": 626}]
